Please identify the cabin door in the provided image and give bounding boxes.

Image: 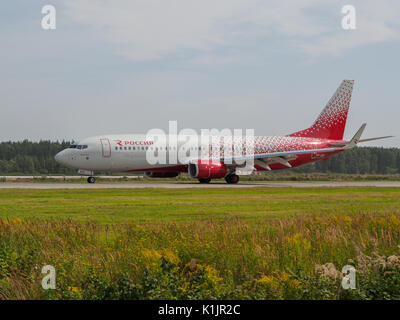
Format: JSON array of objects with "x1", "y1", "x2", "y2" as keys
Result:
[{"x1": 100, "y1": 138, "x2": 111, "y2": 158}]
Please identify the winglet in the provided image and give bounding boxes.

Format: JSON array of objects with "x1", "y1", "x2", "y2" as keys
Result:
[
  {"x1": 329, "y1": 123, "x2": 394, "y2": 148},
  {"x1": 347, "y1": 123, "x2": 367, "y2": 148},
  {"x1": 329, "y1": 123, "x2": 366, "y2": 149}
]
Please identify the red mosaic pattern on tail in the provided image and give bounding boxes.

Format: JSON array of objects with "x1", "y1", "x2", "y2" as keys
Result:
[{"x1": 288, "y1": 80, "x2": 354, "y2": 140}]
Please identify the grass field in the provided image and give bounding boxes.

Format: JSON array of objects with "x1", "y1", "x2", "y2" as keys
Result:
[
  {"x1": 1, "y1": 187, "x2": 400, "y2": 223},
  {"x1": 4, "y1": 172, "x2": 400, "y2": 183},
  {"x1": 0, "y1": 187, "x2": 400, "y2": 299}
]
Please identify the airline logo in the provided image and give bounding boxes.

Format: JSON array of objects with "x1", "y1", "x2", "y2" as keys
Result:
[{"x1": 114, "y1": 140, "x2": 154, "y2": 147}]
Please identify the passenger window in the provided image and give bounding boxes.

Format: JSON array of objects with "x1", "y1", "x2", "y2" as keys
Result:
[
  {"x1": 133, "y1": 147, "x2": 136, "y2": 150},
  {"x1": 120, "y1": 147, "x2": 123, "y2": 150},
  {"x1": 128, "y1": 147, "x2": 131, "y2": 150},
  {"x1": 115, "y1": 147, "x2": 118, "y2": 150}
]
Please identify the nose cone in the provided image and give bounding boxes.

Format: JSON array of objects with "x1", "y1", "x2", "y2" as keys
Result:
[{"x1": 55, "y1": 150, "x2": 68, "y2": 166}]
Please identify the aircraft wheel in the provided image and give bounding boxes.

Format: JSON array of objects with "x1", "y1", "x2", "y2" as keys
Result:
[
  {"x1": 198, "y1": 178, "x2": 211, "y2": 184},
  {"x1": 225, "y1": 174, "x2": 239, "y2": 184},
  {"x1": 87, "y1": 176, "x2": 96, "y2": 184}
]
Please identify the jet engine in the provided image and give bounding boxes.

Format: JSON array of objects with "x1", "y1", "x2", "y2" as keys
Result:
[{"x1": 188, "y1": 160, "x2": 227, "y2": 179}]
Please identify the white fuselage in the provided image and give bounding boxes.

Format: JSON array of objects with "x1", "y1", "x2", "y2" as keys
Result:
[
  {"x1": 55, "y1": 134, "x2": 208, "y2": 173},
  {"x1": 55, "y1": 135, "x2": 171, "y2": 173},
  {"x1": 54, "y1": 134, "x2": 323, "y2": 174}
]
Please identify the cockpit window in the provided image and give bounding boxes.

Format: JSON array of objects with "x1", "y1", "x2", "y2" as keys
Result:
[
  {"x1": 77, "y1": 145, "x2": 88, "y2": 150},
  {"x1": 69, "y1": 145, "x2": 77, "y2": 149}
]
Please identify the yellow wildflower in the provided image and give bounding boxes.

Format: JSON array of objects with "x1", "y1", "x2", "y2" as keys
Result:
[
  {"x1": 390, "y1": 215, "x2": 400, "y2": 226},
  {"x1": 67, "y1": 286, "x2": 81, "y2": 295},
  {"x1": 141, "y1": 248, "x2": 162, "y2": 260},
  {"x1": 257, "y1": 275, "x2": 274, "y2": 285}
]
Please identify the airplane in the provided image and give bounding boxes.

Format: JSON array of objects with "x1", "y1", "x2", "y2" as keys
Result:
[{"x1": 55, "y1": 80, "x2": 393, "y2": 184}]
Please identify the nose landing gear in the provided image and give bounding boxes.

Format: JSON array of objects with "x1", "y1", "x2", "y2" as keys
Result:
[{"x1": 87, "y1": 176, "x2": 96, "y2": 184}]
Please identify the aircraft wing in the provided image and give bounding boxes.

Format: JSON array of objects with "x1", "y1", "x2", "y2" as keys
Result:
[
  {"x1": 219, "y1": 147, "x2": 342, "y2": 169},
  {"x1": 188, "y1": 124, "x2": 393, "y2": 171}
]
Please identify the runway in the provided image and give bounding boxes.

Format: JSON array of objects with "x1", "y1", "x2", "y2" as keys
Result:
[{"x1": 1, "y1": 181, "x2": 400, "y2": 189}]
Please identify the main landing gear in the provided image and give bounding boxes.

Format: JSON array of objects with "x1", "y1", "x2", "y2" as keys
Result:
[
  {"x1": 87, "y1": 176, "x2": 96, "y2": 184},
  {"x1": 225, "y1": 174, "x2": 239, "y2": 184},
  {"x1": 198, "y1": 174, "x2": 240, "y2": 184}
]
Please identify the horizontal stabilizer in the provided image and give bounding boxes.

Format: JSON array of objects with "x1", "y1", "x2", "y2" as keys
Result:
[
  {"x1": 329, "y1": 124, "x2": 393, "y2": 148},
  {"x1": 358, "y1": 136, "x2": 394, "y2": 143}
]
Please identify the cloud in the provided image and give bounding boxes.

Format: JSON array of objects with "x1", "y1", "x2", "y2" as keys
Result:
[
  {"x1": 61, "y1": 0, "x2": 400, "y2": 62},
  {"x1": 63, "y1": 0, "x2": 249, "y2": 60},
  {"x1": 300, "y1": 1, "x2": 400, "y2": 56}
]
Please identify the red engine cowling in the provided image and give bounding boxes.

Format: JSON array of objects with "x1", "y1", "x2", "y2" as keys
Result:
[
  {"x1": 188, "y1": 160, "x2": 227, "y2": 179},
  {"x1": 145, "y1": 171, "x2": 179, "y2": 178}
]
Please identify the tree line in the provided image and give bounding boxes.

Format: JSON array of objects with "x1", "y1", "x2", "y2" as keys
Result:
[
  {"x1": 0, "y1": 140, "x2": 399, "y2": 175},
  {"x1": 0, "y1": 140, "x2": 75, "y2": 175},
  {"x1": 294, "y1": 147, "x2": 400, "y2": 174}
]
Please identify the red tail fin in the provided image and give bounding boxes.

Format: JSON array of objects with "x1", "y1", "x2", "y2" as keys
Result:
[{"x1": 288, "y1": 80, "x2": 354, "y2": 140}]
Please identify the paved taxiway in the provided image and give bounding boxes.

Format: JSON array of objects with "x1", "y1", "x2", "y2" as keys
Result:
[{"x1": 1, "y1": 181, "x2": 400, "y2": 189}]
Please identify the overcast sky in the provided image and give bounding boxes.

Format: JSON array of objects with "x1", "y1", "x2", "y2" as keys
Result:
[{"x1": 1, "y1": 0, "x2": 399, "y2": 146}]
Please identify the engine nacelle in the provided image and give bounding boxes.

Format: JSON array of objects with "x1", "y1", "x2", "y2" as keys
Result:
[
  {"x1": 188, "y1": 160, "x2": 227, "y2": 179},
  {"x1": 144, "y1": 171, "x2": 179, "y2": 178}
]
